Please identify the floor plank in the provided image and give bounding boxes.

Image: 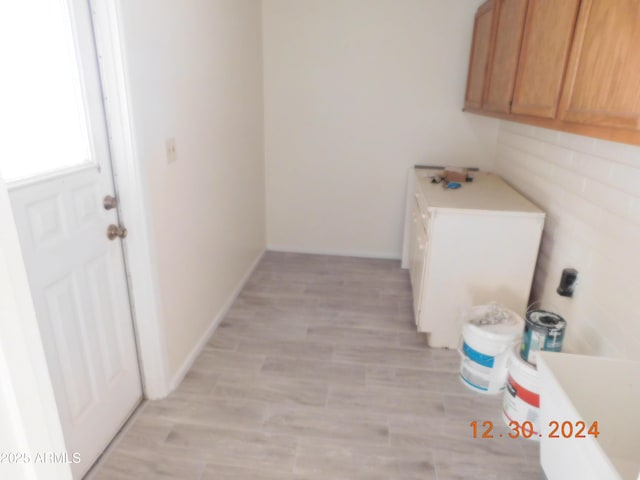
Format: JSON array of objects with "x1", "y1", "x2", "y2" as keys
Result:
[{"x1": 87, "y1": 252, "x2": 542, "y2": 480}]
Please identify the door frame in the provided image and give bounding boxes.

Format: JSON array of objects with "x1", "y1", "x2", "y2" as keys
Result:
[{"x1": 88, "y1": 0, "x2": 170, "y2": 400}]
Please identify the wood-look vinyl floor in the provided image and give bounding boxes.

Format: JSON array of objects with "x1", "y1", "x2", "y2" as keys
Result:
[{"x1": 88, "y1": 252, "x2": 542, "y2": 480}]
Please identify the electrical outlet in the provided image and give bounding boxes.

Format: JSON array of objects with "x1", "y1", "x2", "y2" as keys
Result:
[{"x1": 166, "y1": 138, "x2": 177, "y2": 164}]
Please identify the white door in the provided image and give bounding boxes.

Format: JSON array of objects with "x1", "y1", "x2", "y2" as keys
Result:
[{"x1": 3, "y1": 0, "x2": 142, "y2": 477}]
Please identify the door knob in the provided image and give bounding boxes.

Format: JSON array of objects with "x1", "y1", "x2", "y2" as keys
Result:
[
  {"x1": 103, "y1": 195, "x2": 118, "y2": 210},
  {"x1": 107, "y1": 224, "x2": 128, "y2": 240}
]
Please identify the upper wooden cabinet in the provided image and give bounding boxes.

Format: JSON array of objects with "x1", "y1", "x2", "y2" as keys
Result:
[
  {"x1": 560, "y1": 0, "x2": 640, "y2": 131},
  {"x1": 511, "y1": 0, "x2": 580, "y2": 118},
  {"x1": 464, "y1": 1, "x2": 495, "y2": 110},
  {"x1": 483, "y1": 0, "x2": 529, "y2": 113},
  {"x1": 463, "y1": 0, "x2": 640, "y2": 145}
]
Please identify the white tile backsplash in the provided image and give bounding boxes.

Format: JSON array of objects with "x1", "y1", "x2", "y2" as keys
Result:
[
  {"x1": 495, "y1": 122, "x2": 640, "y2": 360},
  {"x1": 609, "y1": 162, "x2": 640, "y2": 195},
  {"x1": 574, "y1": 153, "x2": 613, "y2": 181}
]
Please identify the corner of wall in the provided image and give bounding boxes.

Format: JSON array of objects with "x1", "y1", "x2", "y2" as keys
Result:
[{"x1": 168, "y1": 249, "x2": 265, "y2": 391}]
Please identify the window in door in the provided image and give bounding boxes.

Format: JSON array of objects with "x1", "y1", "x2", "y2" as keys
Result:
[{"x1": 1, "y1": 0, "x2": 93, "y2": 182}]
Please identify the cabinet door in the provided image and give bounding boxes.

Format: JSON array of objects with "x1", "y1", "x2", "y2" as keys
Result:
[
  {"x1": 408, "y1": 198, "x2": 420, "y2": 288},
  {"x1": 483, "y1": 0, "x2": 529, "y2": 113},
  {"x1": 511, "y1": 0, "x2": 580, "y2": 118},
  {"x1": 464, "y1": 1, "x2": 495, "y2": 110},
  {"x1": 560, "y1": 0, "x2": 640, "y2": 130},
  {"x1": 409, "y1": 197, "x2": 426, "y2": 321},
  {"x1": 413, "y1": 221, "x2": 428, "y2": 329}
]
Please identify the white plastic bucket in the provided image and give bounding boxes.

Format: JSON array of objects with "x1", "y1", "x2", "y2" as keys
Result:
[
  {"x1": 503, "y1": 344, "x2": 540, "y2": 440},
  {"x1": 459, "y1": 304, "x2": 524, "y2": 395}
]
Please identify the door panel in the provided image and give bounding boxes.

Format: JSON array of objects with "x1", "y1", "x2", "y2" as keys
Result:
[
  {"x1": 6, "y1": 0, "x2": 142, "y2": 477},
  {"x1": 483, "y1": 0, "x2": 529, "y2": 113},
  {"x1": 45, "y1": 273, "x2": 97, "y2": 417},
  {"x1": 86, "y1": 255, "x2": 127, "y2": 383},
  {"x1": 10, "y1": 167, "x2": 142, "y2": 479},
  {"x1": 511, "y1": 0, "x2": 579, "y2": 118},
  {"x1": 26, "y1": 194, "x2": 66, "y2": 246}
]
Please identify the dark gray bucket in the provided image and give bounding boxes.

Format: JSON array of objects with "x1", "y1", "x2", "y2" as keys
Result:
[{"x1": 520, "y1": 310, "x2": 566, "y2": 365}]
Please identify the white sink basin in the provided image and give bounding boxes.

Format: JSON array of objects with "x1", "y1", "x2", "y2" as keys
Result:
[{"x1": 537, "y1": 352, "x2": 640, "y2": 480}]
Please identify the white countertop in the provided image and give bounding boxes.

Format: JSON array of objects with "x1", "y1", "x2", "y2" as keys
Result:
[
  {"x1": 415, "y1": 169, "x2": 544, "y2": 215},
  {"x1": 538, "y1": 352, "x2": 640, "y2": 480}
]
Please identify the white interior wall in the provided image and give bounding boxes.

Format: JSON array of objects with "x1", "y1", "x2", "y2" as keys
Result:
[
  {"x1": 117, "y1": 0, "x2": 266, "y2": 379},
  {"x1": 262, "y1": 0, "x2": 499, "y2": 258},
  {"x1": 495, "y1": 121, "x2": 640, "y2": 360}
]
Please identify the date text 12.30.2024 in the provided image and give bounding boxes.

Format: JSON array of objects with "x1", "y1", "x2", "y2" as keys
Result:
[{"x1": 470, "y1": 420, "x2": 599, "y2": 440}]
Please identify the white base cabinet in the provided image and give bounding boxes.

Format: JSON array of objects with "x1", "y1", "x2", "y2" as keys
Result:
[{"x1": 402, "y1": 169, "x2": 545, "y2": 349}]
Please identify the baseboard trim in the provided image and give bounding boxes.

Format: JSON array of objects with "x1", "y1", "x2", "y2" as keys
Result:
[
  {"x1": 266, "y1": 245, "x2": 400, "y2": 261},
  {"x1": 168, "y1": 248, "x2": 265, "y2": 392}
]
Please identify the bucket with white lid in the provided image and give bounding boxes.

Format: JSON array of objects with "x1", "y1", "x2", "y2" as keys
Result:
[
  {"x1": 459, "y1": 303, "x2": 525, "y2": 395},
  {"x1": 503, "y1": 344, "x2": 540, "y2": 439}
]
